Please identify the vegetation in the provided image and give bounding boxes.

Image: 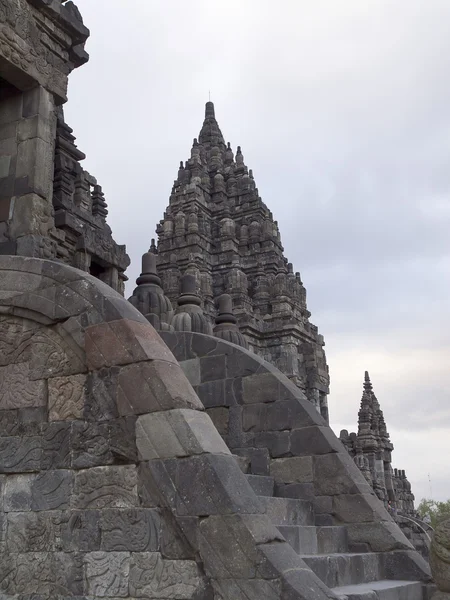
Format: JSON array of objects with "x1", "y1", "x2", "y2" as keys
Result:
[{"x1": 417, "y1": 498, "x2": 450, "y2": 528}]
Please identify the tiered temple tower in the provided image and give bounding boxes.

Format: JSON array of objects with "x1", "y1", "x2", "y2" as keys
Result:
[
  {"x1": 340, "y1": 372, "x2": 416, "y2": 516},
  {"x1": 135, "y1": 101, "x2": 330, "y2": 421}
]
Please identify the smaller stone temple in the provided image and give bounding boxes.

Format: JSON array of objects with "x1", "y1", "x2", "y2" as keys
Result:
[{"x1": 339, "y1": 372, "x2": 416, "y2": 516}]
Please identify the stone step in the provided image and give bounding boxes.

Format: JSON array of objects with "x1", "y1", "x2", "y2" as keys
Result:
[
  {"x1": 277, "y1": 526, "x2": 318, "y2": 554},
  {"x1": 277, "y1": 525, "x2": 349, "y2": 555},
  {"x1": 301, "y1": 553, "x2": 382, "y2": 588},
  {"x1": 316, "y1": 526, "x2": 348, "y2": 554},
  {"x1": 259, "y1": 496, "x2": 314, "y2": 526},
  {"x1": 331, "y1": 579, "x2": 423, "y2": 600},
  {"x1": 245, "y1": 474, "x2": 275, "y2": 497}
]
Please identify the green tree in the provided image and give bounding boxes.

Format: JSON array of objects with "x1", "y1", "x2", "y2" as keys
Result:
[{"x1": 417, "y1": 498, "x2": 450, "y2": 528}]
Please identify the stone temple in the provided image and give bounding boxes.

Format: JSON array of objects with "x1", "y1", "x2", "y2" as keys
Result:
[{"x1": 0, "y1": 1, "x2": 443, "y2": 599}]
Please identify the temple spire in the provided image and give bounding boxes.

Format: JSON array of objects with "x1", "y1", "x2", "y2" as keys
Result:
[{"x1": 205, "y1": 101, "x2": 215, "y2": 118}]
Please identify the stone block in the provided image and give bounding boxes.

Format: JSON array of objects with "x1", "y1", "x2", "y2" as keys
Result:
[
  {"x1": 314, "y1": 495, "x2": 333, "y2": 514},
  {"x1": 71, "y1": 421, "x2": 113, "y2": 469},
  {"x1": 250, "y1": 430, "x2": 291, "y2": 457},
  {"x1": 346, "y1": 521, "x2": 414, "y2": 552},
  {"x1": 275, "y1": 482, "x2": 314, "y2": 500},
  {"x1": 72, "y1": 465, "x2": 138, "y2": 509},
  {"x1": 200, "y1": 354, "x2": 226, "y2": 382},
  {"x1": 129, "y1": 552, "x2": 202, "y2": 599},
  {"x1": 7, "y1": 511, "x2": 58, "y2": 552},
  {"x1": 31, "y1": 469, "x2": 72, "y2": 511},
  {"x1": 313, "y1": 452, "x2": 372, "y2": 496},
  {"x1": 160, "y1": 508, "x2": 194, "y2": 560},
  {"x1": 84, "y1": 551, "x2": 130, "y2": 597},
  {"x1": 0, "y1": 435, "x2": 41, "y2": 473},
  {"x1": 60, "y1": 509, "x2": 101, "y2": 552},
  {"x1": 136, "y1": 409, "x2": 230, "y2": 460},
  {"x1": 242, "y1": 372, "x2": 280, "y2": 404},
  {"x1": 15, "y1": 137, "x2": 53, "y2": 198},
  {"x1": 0, "y1": 552, "x2": 83, "y2": 596},
  {"x1": 290, "y1": 425, "x2": 342, "y2": 455},
  {"x1": 206, "y1": 407, "x2": 229, "y2": 437},
  {"x1": 199, "y1": 513, "x2": 282, "y2": 578},
  {"x1": 48, "y1": 374, "x2": 86, "y2": 421},
  {"x1": 84, "y1": 367, "x2": 120, "y2": 421},
  {"x1": 233, "y1": 447, "x2": 270, "y2": 475},
  {"x1": 214, "y1": 578, "x2": 281, "y2": 600},
  {"x1": 108, "y1": 416, "x2": 138, "y2": 463},
  {"x1": 180, "y1": 358, "x2": 201, "y2": 386},
  {"x1": 226, "y1": 351, "x2": 262, "y2": 378},
  {"x1": 0, "y1": 362, "x2": 46, "y2": 409},
  {"x1": 41, "y1": 422, "x2": 71, "y2": 469},
  {"x1": 383, "y1": 549, "x2": 432, "y2": 582},
  {"x1": 3, "y1": 474, "x2": 35, "y2": 511},
  {"x1": 332, "y1": 493, "x2": 387, "y2": 523},
  {"x1": 144, "y1": 455, "x2": 262, "y2": 516},
  {"x1": 270, "y1": 456, "x2": 313, "y2": 484},
  {"x1": 100, "y1": 508, "x2": 160, "y2": 552},
  {"x1": 117, "y1": 360, "x2": 202, "y2": 416},
  {"x1": 85, "y1": 319, "x2": 176, "y2": 369},
  {"x1": 196, "y1": 379, "x2": 226, "y2": 408},
  {"x1": 0, "y1": 407, "x2": 45, "y2": 436}
]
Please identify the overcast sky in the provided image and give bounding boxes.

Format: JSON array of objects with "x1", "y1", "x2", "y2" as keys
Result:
[{"x1": 66, "y1": 0, "x2": 450, "y2": 503}]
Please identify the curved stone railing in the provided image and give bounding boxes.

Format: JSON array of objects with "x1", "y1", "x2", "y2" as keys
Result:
[
  {"x1": 0, "y1": 255, "x2": 340, "y2": 600},
  {"x1": 161, "y1": 330, "x2": 432, "y2": 583}
]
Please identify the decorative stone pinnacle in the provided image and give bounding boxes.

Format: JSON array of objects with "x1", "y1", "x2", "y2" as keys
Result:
[
  {"x1": 215, "y1": 294, "x2": 237, "y2": 326},
  {"x1": 178, "y1": 274, "x2": 201, "y2": 306},
  {"x1": 205, "y1": 101, "x2": 215, "y2": 118},
  {"x1": 149, "y1": 238, "x2": 157, "y2": 254},
  {"x1": 136, "y1": 251, "x2": 161, "y2": 287},
  {"x1": 364, "y1": 371, "x2": 373, "y2": 392}
]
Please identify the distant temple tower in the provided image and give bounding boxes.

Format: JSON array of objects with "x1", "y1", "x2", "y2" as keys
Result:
[
  {"x1": 132, "y1": 102, "x2": 330, "y2": 421},
  {"x1": 340, "y1": 372, "x2": 416, "y2": 516}
]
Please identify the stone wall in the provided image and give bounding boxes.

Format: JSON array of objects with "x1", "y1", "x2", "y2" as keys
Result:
[
  {"x1": 0, "y1": 255, "x2": 346, "y2": 600},
  {"x1": 161, "y1": 331, "x2": 426, "y2": 557}
]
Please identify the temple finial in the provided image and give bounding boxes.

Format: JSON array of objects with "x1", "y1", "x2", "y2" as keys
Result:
[
  {"x1": 364, "y1": 370, "x2": 372, "y2": 392},
  {"x1": 205, "y1": 101, "x2": 215, "y2": 118}
]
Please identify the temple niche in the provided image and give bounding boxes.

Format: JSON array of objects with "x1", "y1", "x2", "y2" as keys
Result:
[{"x1": 131, "y1": 101, "x2": 330, "y2": 421}]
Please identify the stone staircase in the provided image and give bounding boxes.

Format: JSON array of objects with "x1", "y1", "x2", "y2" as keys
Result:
[{"x1": 245, "y1": 473, "x2": 426, "y2": 600}]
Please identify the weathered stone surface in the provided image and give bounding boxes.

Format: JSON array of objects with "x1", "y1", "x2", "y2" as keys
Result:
[
  {"x1": 313, "y1": 453, "x2": 372, "y2": 496},
  {"x1": 61, "y1": 509, "x2": 101, "y2": 552},
  {"x1": 270, "y1": 457, "x2": 313, "y2": 484},
  {"x1": 144, "y1": 455, "x2": 262, "y2": 517},
  {"x1": 72, "y1": 466, "x2": 138, "y2": 509},
  {"x1": 31, "y1": 470, "x2": 72, "y2": 511},
  {"x1": 431, "y1": 517, "x2": 450, "y2": 592},
  {"x1": 129, "y1": 552, "x2": 202, "y2": 599},
  {"x1": 85, "y1": 319, "x2": 175, "y2": 369},
  {"x1": 136, "y1": 409, "x2": 230, "y2": 460},
  {"x1": 0, "y1": 436, "x2": 41, "y2": 473},
  {"x1": 199, "y1": 514, "x2": 282, "y2": 579},
  {"x1": 84, "y1": 551, "x2": 130, "y2": 597},
  {"x1": 0, "y1": 552, "x2": 83, "y2": 596},
  {"x1": 346, "y1": 521, "x2": 413, "y2": 552},
  {"x1": 84, "y1": 368, "x2": 120, "y2": 421},
  {"x1": 3, "y1": 474, "x2": 35, "y2": 512},
  {"x1": 100, "y1": 509, "x2": 161, "y2": 552},
  {"x1": 41, "y1": 422, "x2": 71, "y2": 469},
  {"x1": 71, "y1": 422, "x2": 112, "y2": 469},
  {"x1": 117, "y1": 360, "x2": 202, "y2": 416},
  {"x1": 48, "y1": 374, "x2": 86, "y2": 421},
  {"x1": 7, "y1": 511, "x2": 58, "y2": 552},
  {"x1": 0, "y1": 363, "x2": 46, "y2": 409}
]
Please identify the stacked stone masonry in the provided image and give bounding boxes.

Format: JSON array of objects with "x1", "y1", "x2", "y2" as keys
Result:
[
  {"x1": 0, "y1": 256, "x2": 434, "y2": 600},
  {"x1": 0, "y1": 0, "x2": 129, "y2": 294}
]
